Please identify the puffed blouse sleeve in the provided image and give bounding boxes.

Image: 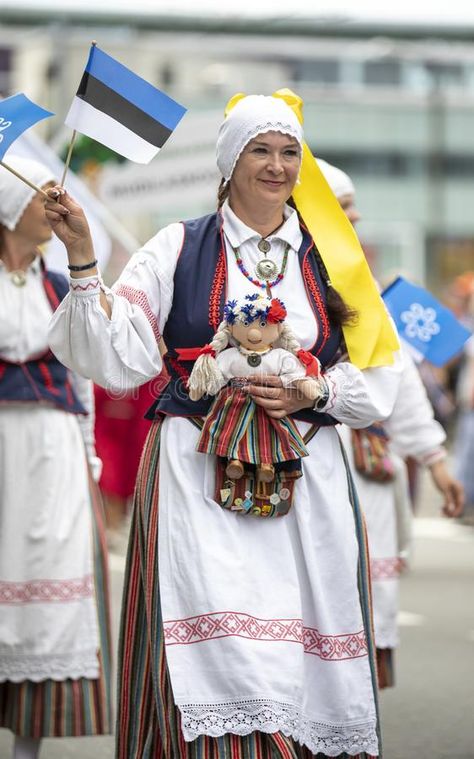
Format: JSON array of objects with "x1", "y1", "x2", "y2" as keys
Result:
[
  {"x1": 319, "y1": 346, "x2": 404, "y2": 428},
  {"x1": 48, "y1": 222, "x2": 184, "y2": 391},
  {"x1": 383, "y1": 346, "x2": 446, "y2": 465}
]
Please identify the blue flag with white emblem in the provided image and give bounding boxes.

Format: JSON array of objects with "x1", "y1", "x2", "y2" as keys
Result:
[
  {"x1": 65, "y1": 44, "x2": 187, "y2": 164},
  {"x1": 0, "y1": 93, "x2": 54, "y2": 161},
  {"x1": 382, "y1": 276, "x2": 471, "y2": 366}
]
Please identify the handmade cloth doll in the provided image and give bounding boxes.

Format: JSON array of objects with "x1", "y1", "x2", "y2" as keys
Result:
[{"x1": 184, "y1": 294, "x2": 322, "y2": 516}]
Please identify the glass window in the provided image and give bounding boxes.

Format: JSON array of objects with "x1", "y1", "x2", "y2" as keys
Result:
[
  {"x1": 364, "y1": 58, "x2": 401, "y2": 86},
  {"x1": 424, "y1": 62, "x2": 464, "y2": 88},
  {"x1": 293, "y1": 58, "x2": 340, "y2": 85}
]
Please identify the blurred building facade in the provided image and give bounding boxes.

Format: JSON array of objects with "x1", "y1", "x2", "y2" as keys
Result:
[{"x1": 1, "y1": 10, "x2": 474, "y2": 292}]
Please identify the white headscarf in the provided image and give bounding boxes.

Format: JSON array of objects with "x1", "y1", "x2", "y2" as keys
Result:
[
  {"x1": 0, "y1": 155, "x2": 55, "y2": 231},
  {"x1": 216, "y1": 95, "x2": 303, "y2": 181},
  {"x1": 316, "y1": 158, "x2": 355, "y2": 200}
]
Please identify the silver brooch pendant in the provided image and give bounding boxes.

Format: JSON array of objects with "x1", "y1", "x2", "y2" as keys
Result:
[
  {"x1": 255, "y1": 258, "x2": 278, "y2": 281},
  {"x1": 247, "y1": 353, "x2": 262, "y2": 367},
  {"x1": 10, "y1": 270, "x2": 27, "y2": 287}
]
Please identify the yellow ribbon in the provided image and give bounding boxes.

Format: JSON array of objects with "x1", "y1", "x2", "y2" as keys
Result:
[{"x1": 224, "y1": 88, "x2": 399, "y2": 369}]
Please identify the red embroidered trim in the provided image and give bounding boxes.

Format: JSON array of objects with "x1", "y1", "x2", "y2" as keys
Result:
[
  {"x1": 303, "y1": 257, "x2": 330, "y2": 356},
  {"x1": 38, "y1": 361, "x2": 61, "y2": 396},
  {"x1": 115, "y1": 284, "x2": 161, "y2": 344},
  {"x1": 163, "y1": 611, "x2": 368, "y2": 661},
  {"x1": 70, "y1": 280, "x2": 100, "y2": 291},
  {"x1": 168, "y1": 356, "x2": 190, "y2": 382},
  {"x1": 64, "y1": 378, "x2": 75, "y2": 406},
  {"x1": 209, "y1": 247, "x2": 226, "y2": 332},
  {"x1": 42, "y1": 276, "x2": 61, "y2": 310},
  {"x1": 0, "y1": 575, "x2": 94, "y2": 604},
  {"x1": 370, "y1": 557, "x2": 404, "y2": 580}
]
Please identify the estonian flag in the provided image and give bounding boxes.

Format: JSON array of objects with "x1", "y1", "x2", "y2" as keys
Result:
[
  {"x1": 382, "y1": 276, "x2": 472, "y2": 366},
  {"x1": 65, "y1": 45, "x2": 187, "y2": 164},
  {"x1": 0, "y1": 93, "x2": 53, "y2": 161}
]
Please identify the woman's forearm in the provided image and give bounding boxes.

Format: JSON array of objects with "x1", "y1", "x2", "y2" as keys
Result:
[{"x1": 66, "y1": 241, "x2": 111, "y2": 318}]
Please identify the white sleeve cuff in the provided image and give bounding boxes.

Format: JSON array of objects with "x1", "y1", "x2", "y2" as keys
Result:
[{"x1": 69, "y1": 273, "x2": 102, "y2": 297}]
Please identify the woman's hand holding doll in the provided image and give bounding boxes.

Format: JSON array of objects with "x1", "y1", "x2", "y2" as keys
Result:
[
  {"x1": 184, "y1": 294, "x2": 327, "y2": 488},
  {"x1": 248, "y1": 374, "x2": 324, "y2": 419}
]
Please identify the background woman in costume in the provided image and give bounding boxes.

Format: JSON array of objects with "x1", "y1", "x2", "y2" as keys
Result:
[
  {"x1": 316, "y1": 157, "x2": 464, "y2": 687},
  {"x1": 47, "y1": 93, "x2": 402, "y2": 759},
  {"x1": 0, "y1": 157, "x2": 112, "y2": 759}
]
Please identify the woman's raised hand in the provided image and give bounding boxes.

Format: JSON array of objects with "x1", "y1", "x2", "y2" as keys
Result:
[{"x1": 45, "y1": 186, "x2": 95, "y2": 263}]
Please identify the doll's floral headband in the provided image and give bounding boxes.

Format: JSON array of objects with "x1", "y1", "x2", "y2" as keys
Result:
[{"x1": 223, "y1": 294, "x2": 287, "y2": 325}]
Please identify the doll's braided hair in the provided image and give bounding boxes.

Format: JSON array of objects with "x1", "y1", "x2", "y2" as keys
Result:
[
  {"x1": 188, "y1": 295, "x2": 310, "y2": 401},
  {"x1": 187, "y1": 320, "x2": 231, "y2": 401}
]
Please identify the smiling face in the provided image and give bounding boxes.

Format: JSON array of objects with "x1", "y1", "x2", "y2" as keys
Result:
[
  {"x1": 231, "y1": 318, "x2": 281, "y2": 352},
  {"x1": 228, "y1": 131, "x2": 301, "y2": 217}
]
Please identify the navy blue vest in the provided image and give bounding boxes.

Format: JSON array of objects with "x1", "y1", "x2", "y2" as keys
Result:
[
  {"x1": 0, "y1": 263, "x2": 86, "y2": 415},
  {"x1": 147, "y1": 213, "x2": 342, "y2": 426}
]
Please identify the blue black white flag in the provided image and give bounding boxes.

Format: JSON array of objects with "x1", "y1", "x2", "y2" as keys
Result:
[
  {"x1": 382, "y1": 276, "x2": 471, "y2": 366},
  {"x1": 65, "y1": 45, "x2": 187, "y2": 164},
  {"x1": 0, "y1": 93, "x2": 53, "y2": 161}
]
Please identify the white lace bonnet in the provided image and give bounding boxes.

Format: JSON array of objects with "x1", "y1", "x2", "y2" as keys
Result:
[
  {"x1": 0, "y1": 155, "x2": 55, "y2": 231},
  {"x1": 216, "y1": 95, "x2": 304, "y2": 181}
]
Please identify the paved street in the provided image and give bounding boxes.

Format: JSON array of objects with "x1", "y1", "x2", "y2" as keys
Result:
[
  {"x1": 380, "y1": 521, "x2": 474, "y2": 757},
  {"x1": 1, "y1": 470, "x2": 473, "y2": 758},
  {"x1": 379, "y1": 472, "x2": 474, "y2": 759}
]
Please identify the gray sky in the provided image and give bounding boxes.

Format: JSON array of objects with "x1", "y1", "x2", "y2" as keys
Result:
[{"x1": 2, "y1": 0, "x2": 474, "y2": 25}]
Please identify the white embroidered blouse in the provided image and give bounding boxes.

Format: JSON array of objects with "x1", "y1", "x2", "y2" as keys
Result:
[{"x1": 49, "y1": 201, "x2": 402, "y2": 428}]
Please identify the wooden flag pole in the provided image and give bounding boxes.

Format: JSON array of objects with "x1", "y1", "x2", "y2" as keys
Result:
[
  {"x1": 60, "y1": 129, "x2": 77, "y2": 187},
  {"x1": 0, "y1": 160, "x2": 49, "y2": 199}
]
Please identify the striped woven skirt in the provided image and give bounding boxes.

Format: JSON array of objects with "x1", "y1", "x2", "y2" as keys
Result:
[
  {"x1": 116, "y1": 419, "x2": 379, "y2": 759},
  {"x1": 197, "y1": 387, "x2": 308, "y2": 464},
  {"x1": 0, "y1": 471, "x2": 112, "y2": 738}
]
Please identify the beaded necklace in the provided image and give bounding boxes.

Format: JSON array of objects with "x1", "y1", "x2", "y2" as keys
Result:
[{"x1": 232, "y1": 242, "x2": 290, "y2": 291}]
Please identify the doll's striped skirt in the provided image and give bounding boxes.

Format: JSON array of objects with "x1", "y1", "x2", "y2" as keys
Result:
[{"x1": 197, "y1": 387, "x2": 308, "y2": 464}]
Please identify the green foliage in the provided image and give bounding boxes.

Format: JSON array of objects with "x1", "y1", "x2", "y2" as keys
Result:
[{"x1": 60, "y1": 134, "x2": 126, "y2": 174}]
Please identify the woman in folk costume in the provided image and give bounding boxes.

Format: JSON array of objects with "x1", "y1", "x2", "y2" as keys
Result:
[
  {"x1": 48, "y1": 91, "x2": 402, "y2": 759},
  {"x1": 0, "y1": 157, "x2": 112, "y2": 759},
  {"x1": 316, "y1": 158, "x2": 464, "y2": 687}
]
